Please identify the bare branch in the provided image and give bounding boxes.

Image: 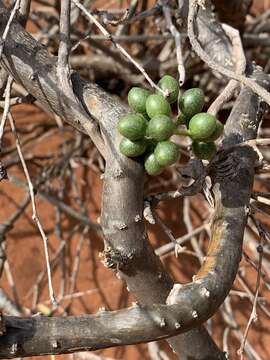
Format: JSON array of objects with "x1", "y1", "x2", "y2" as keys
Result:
[
  {"x1": 0, "y1": 0, "x2": 105, "y2": 157},
  {"x1": 0, "y1": 0, "x2": 21, "y2": 60},
  {"x1": 0, "y1": 2, "x2": 269, "y2": 359},
  {"x1": 208, "y1": 24, "x2": 246, "y2": 116},
  {"x1": 162, "y1": 1, "x2": 185, "y2": 85},
  {"x1": 238, "y1": 216, "x2": 264, "y2": 359},
  {"x1": 71, "y1": 0, "x2": 166, "y2": 96},
  {"x1": 8, "y1": 110, "x2": 57, "y2": 305},
  {"x1": 188, "y1": 0, "x2": 270, "y2": 106}
]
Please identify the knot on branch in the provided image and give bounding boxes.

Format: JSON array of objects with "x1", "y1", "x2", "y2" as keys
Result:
[
  {"x1": 210, "y1": 145, "x2": 257, "y2": 183},
  {"x1": 210, "y1": 152, "x2": 239, "y2": 182},
  {"x1": 100, "y1": 246, "x2": 137, "y2": 271}
]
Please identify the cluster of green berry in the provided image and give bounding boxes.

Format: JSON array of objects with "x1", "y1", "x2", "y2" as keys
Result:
[
  {"x1": 117, "y1": 75, "x2": 223, "y2": 176},
  {"x1": 177, "y1": 89, "x2": 223, "y2": 161}
]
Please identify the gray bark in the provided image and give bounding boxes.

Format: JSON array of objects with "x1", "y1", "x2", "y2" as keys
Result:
[{"x1": 0, "y1": 1, "x2": 268, "y2": 360}]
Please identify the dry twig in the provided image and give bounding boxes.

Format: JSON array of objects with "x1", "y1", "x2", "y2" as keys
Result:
[{"x1": 188, "y1": 0, "x2": 270, "y2": 106}]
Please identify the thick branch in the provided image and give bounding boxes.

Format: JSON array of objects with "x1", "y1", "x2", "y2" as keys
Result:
[
  {"x1": 0, "y1": 0, "x2": 104, "y2": 155},
  {"x1": 0, "y1": 2, "x2": 268, "y2": 360},
  {"x1": 0, "y1": 0, "x2": 31, "y2": 97},
  {"x1": 188, "y1": 0, "x2": 270, "y2": 106},
  {"x1": 223, "y1": 64, "x2": 270, "y2": 145},
  {"x1": 0, "y1": 131, "x2": 259, "y2": 358},
  {"x1": 195, "y1": 0, "x2": 233, "y2": 69},
  {"x1": 1, "y1": 30, "x2": 269, "y2": 360}
]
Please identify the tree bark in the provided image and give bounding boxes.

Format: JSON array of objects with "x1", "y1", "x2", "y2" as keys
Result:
[{"x1": 0, "y1": 1, "x2": 268, "y2": 360}]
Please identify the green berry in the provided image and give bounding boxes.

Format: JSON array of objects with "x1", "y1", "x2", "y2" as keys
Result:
[
  {"x1": 146, "y1": 139, "x2": 158, "y2": 153},
  {"x1": 206, "y1": 120, "x2": 224, "y2": 142},
  {"x1": 179, "y1": 88, "x2": 204, "y2": 118},
  {"x1": 189, "y1": 113, "x2": 217, "y2": 141},
  {"x1": 118, "y1": 113, "x2": 148, "y2": 141},
  {"x1": 146, "y1": 115, "x2": 175, "y2": 141},
  {"x1": 192, "y1": 141, "x2": 217, "y2": 160},
  {"x1": 157, "y1": 75, "x2": 179, "y2": 104},
  {"x1": 146, "y1": 94, "x2": 171, "y2": 118},
  {"x1": 176, "y1": 113, "x2": 190, "y2": 127},
  {"x1": 144, "y1": 153, "x2": 164, "y2": 176},
  {"x1": 128, "y1": 87, "x2": 150, "y2": 114},
  {"x1": 119, "y1": 137, "x2": 147, "y2": 157},
  {"x1": 154, "y1": 141, "x2": 179, "y2": 166}
]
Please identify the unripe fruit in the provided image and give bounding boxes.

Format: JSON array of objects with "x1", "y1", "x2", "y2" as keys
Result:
[
  {"x1": 206, "y1": 119, "x2": 224, "y2": 142},
  {"x1": 146, "y1": 139, "x2": 158, "y2": 153},
  {"x1": 176, "y1": 113, "x2": 190, "y2": 126},
  {"x1": 146, "y1": 115, "x2": 175, "y2": 141},
  {"x1": 179, "y1": 88, "x2": 204, "y2": 118},
  {"x1": 146, "y1": 94, "x2": 171, "y2": 118},
  {"x1": 128, "y1": 87, "x2": 150, "y2": 113},
  {"x1": 189, "y1": 113, "x2": 217, "y2": 141},
  {"x1": 157, "y1": 75, "x2": 179, "y2": 104},
  {"x1": 118, "y1": 113, "x2": 148, "y2": 141},
  {"x1": 192, "y1": 141, "x2": 217, "y2": 160},
  {"x1": 119, "y1": 137, "x2": 147, "y2": 157},
  {"x1": 144, "y1": 153, "x2": 164, "y2": 176},
  {"x1": 154, "y1": 141, "x2": 179, "y2": 166}
]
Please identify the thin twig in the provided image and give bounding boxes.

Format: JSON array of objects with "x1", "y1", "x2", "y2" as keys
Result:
[
  {"x1": 238, "y1": 216, "x2": 264, "y2": 359},
  {"x1": 223, "y1": 298, "x2": 263, "y2": 360},
  {"x1": 0, "y1": 76, "x2": 13, "y2": 149},
  {"x1": 188, "y1": 0, "x2": 270, "y2": 106},
  {"x1": 148, "y1": 341, "x2": 170, "y2": 360},
  {"x1": 57, "y1": 0, "x2": 105, "y2": 158},
  {"x1": 208, "y1": 24, "x2": 246, "y2": 116},
  {"x1": 4, "y1": 259, "x2": 20, "y2": 309},
  {"x1": 8, "y1": 111, "x2": 57, "y2": 305},
  {"x1": 183, "y1": 197, "x2": 204, "y2": 263},
  {"x1": 154, "y1": 211, "x2": 184, "y2": 257},
  {"x1": 155, "y1": 223, "x2": 208, "y2": 257},
  {"x1": 162, "y1": 1, "x2": 185, "y2": 85},
  {"x1": 69, "y1": 227, "x2": 87, "y2": 296},
  {"x1": 72, "y1": 0, "x2": 166, "y2": 95},
  {"x1": 58, "y1": 0, "x2": 71, "y2": 70}
]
